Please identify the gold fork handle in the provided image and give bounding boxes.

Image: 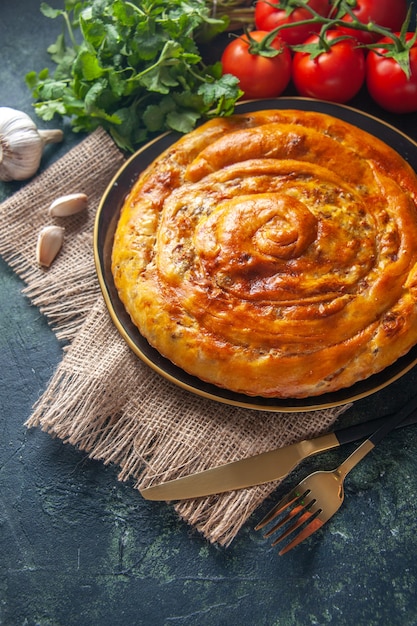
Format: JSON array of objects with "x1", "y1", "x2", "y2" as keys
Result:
[{"x1": 335, "y1": 439, "x2": 375, "y2": 480}]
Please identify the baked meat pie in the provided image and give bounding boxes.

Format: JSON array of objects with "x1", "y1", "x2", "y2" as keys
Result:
[{"x1": 111, "y1": 110, "x2": 417, "y2": 398}]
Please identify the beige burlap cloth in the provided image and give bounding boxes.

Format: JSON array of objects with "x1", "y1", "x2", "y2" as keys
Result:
[{"x1": 0, "y1": 128, "x2": 348, "y2": 545}]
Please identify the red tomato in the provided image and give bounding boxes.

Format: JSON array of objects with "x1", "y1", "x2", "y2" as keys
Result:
[
  {"x1": 366, "y1": 33, "x2": 417, "y2": 114},
  {"x1": 255, "y1": 0, "x2": 331, "y2": 45},
  {"x1": 292, "y1": 31, "x2": 366, "y2": 103},
  {"x1": 221, "y1": 31, "x2": 292, "y2": 99},
  {"x1": 337, "y1": 0, "x2": 408, "y2": 44}
]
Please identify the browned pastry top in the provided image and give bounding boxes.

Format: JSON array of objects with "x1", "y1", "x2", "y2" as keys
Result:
[{"x1": 112, "y1": 110, "x2": 417, "y2": 398}]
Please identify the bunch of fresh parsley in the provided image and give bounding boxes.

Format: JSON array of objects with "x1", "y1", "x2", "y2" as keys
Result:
[{"x1": 26, "y1": 0, "x2": 241, "y2": 151}]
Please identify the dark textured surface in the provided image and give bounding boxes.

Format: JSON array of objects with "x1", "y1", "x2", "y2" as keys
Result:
[{"x1": 1, "y1": 3, "x2": 417, "y2": 625}]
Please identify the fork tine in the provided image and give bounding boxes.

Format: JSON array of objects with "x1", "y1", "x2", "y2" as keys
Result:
[
  {"x1": 278, "y1": 514, "x2": 325, "y2": 555},
  {"x1": 266, "y1": 501, "x2": 316, "y2": 540},
  {"x1": 255, "y1": 488, "x2": 309, "y2": 531},
  {"x1": 256, "y1": 482, "x2": 327, "y2": 555}
]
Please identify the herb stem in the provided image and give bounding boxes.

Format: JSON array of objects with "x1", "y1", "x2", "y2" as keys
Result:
[
  {"x1": 124, "y1": 1, "x2": 147, "y2": 16},
  {"x1": 62, "y1": 11, "x2": 78, "y2": 49}
]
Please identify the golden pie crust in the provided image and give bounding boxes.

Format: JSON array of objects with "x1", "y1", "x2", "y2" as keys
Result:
[{"x1": 111, "y1": 109, "x2": 417, "y2": 398}]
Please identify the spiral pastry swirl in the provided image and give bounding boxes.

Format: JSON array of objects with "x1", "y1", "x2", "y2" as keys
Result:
[{"x1": 112, "y1": 110, "x2": 417, "y2": 398}]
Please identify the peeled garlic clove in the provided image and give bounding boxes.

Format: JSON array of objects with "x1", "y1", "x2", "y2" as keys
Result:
[
  {"x1": 48, "y1": 193, "x2": 88, "y2": 217},
  {"x1": 36, "y1": 225, "x2": 64, "y2": 267}
]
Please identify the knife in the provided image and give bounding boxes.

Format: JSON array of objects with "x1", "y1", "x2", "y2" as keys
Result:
[{"x1": 140, "y1": 406, "x2": 417, "y2": 501}]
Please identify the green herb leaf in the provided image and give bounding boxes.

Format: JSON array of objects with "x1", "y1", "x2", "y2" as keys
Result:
[
  {"x1": 27, "y1": 0, "x2": 239, "y2": 151},
  {"x1": 40, "y1": 2, "x2": 64, "y2": 19}
]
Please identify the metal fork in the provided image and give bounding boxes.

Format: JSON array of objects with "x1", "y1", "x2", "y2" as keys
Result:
[{"x1": 255, "y1": 392, "x2": 417, "y2": 555}]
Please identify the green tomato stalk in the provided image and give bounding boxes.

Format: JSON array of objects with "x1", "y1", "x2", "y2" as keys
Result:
[{"x1": 249, "y1": 0, "x2": 416, "y2": 79}]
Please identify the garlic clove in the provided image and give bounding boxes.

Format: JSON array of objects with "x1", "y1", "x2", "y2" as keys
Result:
[
  {"x1": 36, "y1": 225, "x2": 64, "y2": 267},
  {"x1": 48, "y1": 193, "x2": 88, "y2": 217},
  {"x1": 0, "y1": 107, "x2": 63, "y2": 182}
]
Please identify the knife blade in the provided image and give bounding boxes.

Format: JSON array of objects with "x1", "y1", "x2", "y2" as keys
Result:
[{"x1": 140, "y1": 407, "x2": 417, "y2": 501}]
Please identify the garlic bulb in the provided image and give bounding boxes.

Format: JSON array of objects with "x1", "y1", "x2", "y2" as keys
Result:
[{"x1": 0, "y1": 107, "x2": 63, "y2": 182}]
